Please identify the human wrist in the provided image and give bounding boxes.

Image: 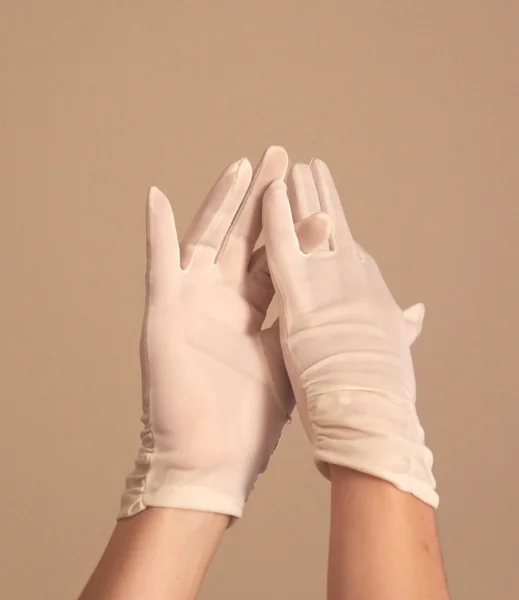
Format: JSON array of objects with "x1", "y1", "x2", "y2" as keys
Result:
[
  {"x1": 327, "y1": 455, "x2": 439, "y2": 508},
  {"x1": 318, "y1": 434, "x2": 438, "y2": 508}
]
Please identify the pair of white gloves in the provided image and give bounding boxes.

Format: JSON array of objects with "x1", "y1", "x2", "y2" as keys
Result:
[{"x1": 118, "y1": 146, "x2": 438, "y2": 521}]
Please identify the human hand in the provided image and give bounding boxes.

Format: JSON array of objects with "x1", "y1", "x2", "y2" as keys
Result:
[
  {"x1": 262, "y1": 160, "x2": 438, "y2": 507},
  {"x1": 118, "y1": 147, "x2": 328, "y2": 520}
]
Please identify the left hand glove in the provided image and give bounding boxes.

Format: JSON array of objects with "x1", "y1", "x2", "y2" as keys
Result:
[{"x1": 118, "y1": 147, "x2": 328, "y2": 519}]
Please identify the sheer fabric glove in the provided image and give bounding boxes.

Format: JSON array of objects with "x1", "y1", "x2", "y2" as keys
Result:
[
  {"x1": 118, "y1": 147, "x2": 328, "y2": 520},
  {"x1": 263, "y1": 161, "x2": 438, "y2": 508}
]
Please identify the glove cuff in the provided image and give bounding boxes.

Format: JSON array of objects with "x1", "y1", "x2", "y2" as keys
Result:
[{"x1": 313, "y1": 437, "x2": 439, "y2": 509}]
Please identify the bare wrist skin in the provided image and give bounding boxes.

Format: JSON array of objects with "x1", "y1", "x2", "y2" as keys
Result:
[
  {"x1": 79, "y1": 508, "x2": 229, "y2": 600},
  {"x1": 328, "y1": 465, "x2": 450, "y2": 600}
]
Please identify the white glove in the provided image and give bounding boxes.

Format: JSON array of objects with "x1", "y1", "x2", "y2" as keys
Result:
[
  {"x1": 118, "y1": 147, "x2": 328, "y2": 520},
  {"x1": 262, "y1": 160, "x2": 438, "y2": 508}
]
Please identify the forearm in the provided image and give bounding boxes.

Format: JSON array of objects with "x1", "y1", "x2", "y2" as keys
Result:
[
  {"x1": 327, "y1": 465, "x2": 449, "y2": 600},
  {"x1": 79, "y1": 508, "x2": 229, "y2": 600}
]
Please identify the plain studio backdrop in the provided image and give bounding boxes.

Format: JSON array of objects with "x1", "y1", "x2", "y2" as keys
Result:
[{"x1": 1, "y1": 2, "x2": 518, "y2": 599}]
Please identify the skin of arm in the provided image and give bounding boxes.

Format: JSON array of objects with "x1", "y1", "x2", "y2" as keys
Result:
[
  {"x1": 327, "y1": 465, "x2": 450, "y2": 600},
  {"x1": 78, "y1": 507, "x2": 229, "y2": 600}
]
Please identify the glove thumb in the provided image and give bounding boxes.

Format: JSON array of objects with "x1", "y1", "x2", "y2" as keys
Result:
[{"x1": 402, "y1": 302, "x2": 426, "y2": 345}]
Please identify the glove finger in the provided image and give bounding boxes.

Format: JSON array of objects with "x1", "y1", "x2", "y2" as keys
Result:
[
  {"x1": 287, "y1": 163, "x2": 322, "y2": 219},
  {"x1": 146, "y1": 186, "x2": 180, "y2": 307},
  {"x1": 216, "y1": 146, "x2": 289, "y2": 272},
  {"x1": 249, "y1": 212, "x2": 332, "y2": 283},
  {"x1": 310, "y1": 158, "x2": 357, "y2": 255},
  {"x1": 262, "y1": 178, "x2": 300, "y2": 272},
  {"x1": 179, "y1": 159, "x2": 253, "y2": 269},
  {"x1": 403, "y1": 302, "x2": 426, "y2": 345},
  {"x1": 287, "y1": 163, "x2": 331, "y2": 252}
]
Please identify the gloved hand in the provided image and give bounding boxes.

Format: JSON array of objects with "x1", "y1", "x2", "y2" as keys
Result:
[
  {"x1": 262, "y1": 160, "x2": 438, "y2": 508},
  {"x1": 118, "y1": 147, "x2": 328, "y2": 520}
]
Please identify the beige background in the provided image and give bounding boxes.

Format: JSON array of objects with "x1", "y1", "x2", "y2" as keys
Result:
[{"x1": 1, "y1": 1, "x2": 518, "y2": 598}]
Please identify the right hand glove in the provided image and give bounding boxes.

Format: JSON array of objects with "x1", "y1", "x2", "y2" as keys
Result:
[{"x1": 262, "y1": 160, "x2": 438, "y2": 508}]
